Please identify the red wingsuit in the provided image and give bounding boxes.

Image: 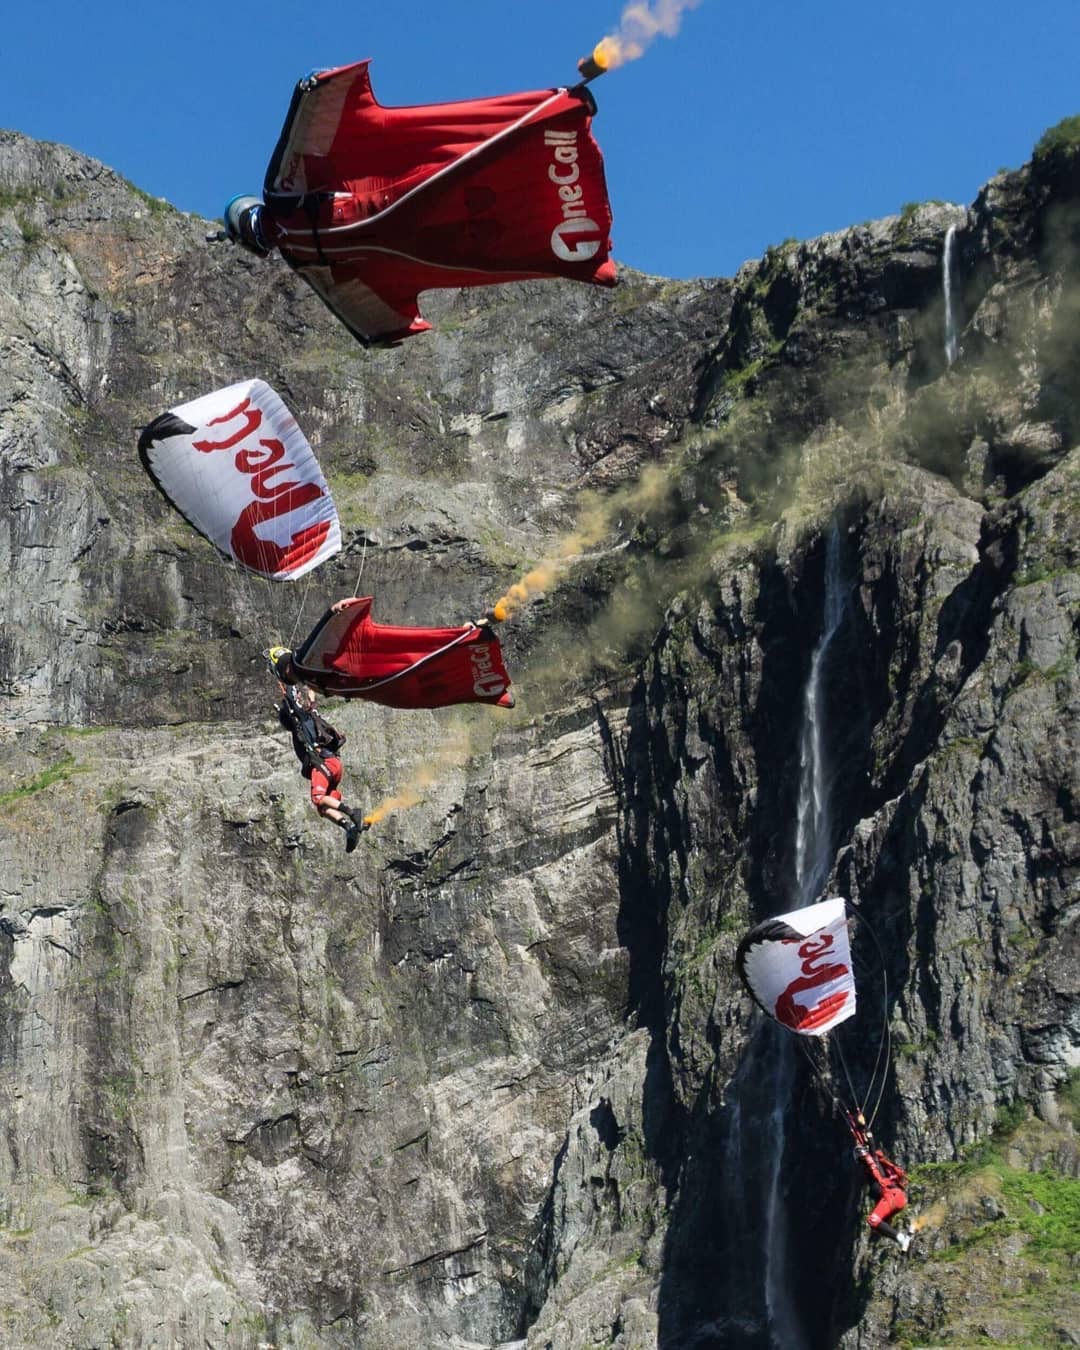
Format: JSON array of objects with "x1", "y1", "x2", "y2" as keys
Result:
[
  {"x1": 254, "y1": 60, "x2": 616, "y2": 345},
  {"x1": 291, "y1": 597, "x2": 514, "y2": 710}
]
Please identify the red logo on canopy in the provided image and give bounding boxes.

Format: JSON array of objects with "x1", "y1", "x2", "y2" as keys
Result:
[
  {"x1": 193, "y1": 398, "x2": 330, "y2": 575},
  {"x1": 774, "y1": 931, "x2": 852, "y2": 1032}
]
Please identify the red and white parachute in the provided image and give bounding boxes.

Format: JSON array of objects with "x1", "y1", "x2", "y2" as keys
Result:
[
  {"x1": 735, "y1": 897, "x2": 857, "y2": 1036},
  {"x1": 138, "y1": 379, "x2": 340, "y2": 580},
  {"x1": 737, "y1": 896, "x2": 899, "y2": 1144},
  {"x1": 738, "y1": 899, "x2": 910, "y2": 1241}
]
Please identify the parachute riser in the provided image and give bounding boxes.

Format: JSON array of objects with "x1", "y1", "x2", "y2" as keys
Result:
[{"x1": 842, "y1": 1105, "x2": 873, "y2": 1151}]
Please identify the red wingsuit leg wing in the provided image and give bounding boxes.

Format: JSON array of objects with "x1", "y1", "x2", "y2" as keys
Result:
[{"x1": 291, "y1": 261, "x2": 431, "y2": 346}]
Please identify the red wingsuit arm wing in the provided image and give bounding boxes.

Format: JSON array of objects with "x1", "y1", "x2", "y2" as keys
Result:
[{"x1": 293, "y1": 598, "x2": 513, "y2": 709}]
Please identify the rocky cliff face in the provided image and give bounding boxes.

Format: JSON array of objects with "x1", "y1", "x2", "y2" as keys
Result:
[{"x1": 0, "y1": 121, "x2": 1077, "y2": 1349}]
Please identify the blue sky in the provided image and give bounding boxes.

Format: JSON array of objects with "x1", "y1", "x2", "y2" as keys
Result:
[{"x1": 3, "y1": 0, "x2": 1078, "y2": 280}]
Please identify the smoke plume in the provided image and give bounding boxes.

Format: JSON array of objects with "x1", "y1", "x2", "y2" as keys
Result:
[
  {"x1": 592, "y1": 0, "x2": 703, "y2": 70},
  {"x1": 360, "y1": 203, "x2": 1080, "y2": 833},
  {"x1": 361, "y1": 467, "x2": 677, "y2": 831},
  {"x1": 490, "y1": 463, "x2": 674, "y2": 621},
  {"x1": 362, "y1": 721, "x2": 473, "y2": 827}
]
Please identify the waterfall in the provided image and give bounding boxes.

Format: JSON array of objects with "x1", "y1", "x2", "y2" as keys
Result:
[
  {"x1": 943, "y1": 224, "x2": 960, "y2": 367},
  {"x1": 762, "y1": 1033, "x2": 805, "y2": 1349},
  {"x1": 794, "y1": 525, "x2": 847, "y2": 906},
  {"x1": 761, "y1": 524, "x2": 848, "y2": 1350}
]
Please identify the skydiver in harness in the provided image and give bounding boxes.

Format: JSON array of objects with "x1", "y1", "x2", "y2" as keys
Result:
[
  {"x1": 270, "y1": 648, "x2": 367, "y2": 853},
  {"x1": 846, "y1": 1109, "x2": 912, "y2": 1252}
]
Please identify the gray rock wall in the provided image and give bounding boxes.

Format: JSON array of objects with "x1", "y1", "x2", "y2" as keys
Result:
[{"x1": 1, "y1": 123, "x2": 1078, "y2": 1347}]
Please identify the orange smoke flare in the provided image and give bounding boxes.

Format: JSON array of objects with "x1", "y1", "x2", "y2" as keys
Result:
[
  {"x1": 581, "y1": 0, "x2": 702, "y2": 74},
  {"x1": 577, "y1": 43, "x2": 613, "y2": 80},
  {"x1": 489, "y1": 562, "x2": 562, "y2": 624},
  {"x1": 361, "y1": 727, "x2": 472, "y2": 830},
  {"x1": 362, "y1": 788, "x2": 422, "y2": 829},
  {"x1": 910, "y1": 1200, "x2": 948, "y2": 1234},
  {"x1": 487, "y1": 464, "x2": 672, "y2": 626}
]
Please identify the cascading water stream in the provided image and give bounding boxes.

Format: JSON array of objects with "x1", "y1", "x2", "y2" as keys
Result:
[
  {"x1": 943, "y1": 224, "x2": 960, "y2": 367},
  {"x1": 761, "y1": 523, "x2": 848, "y2": 1350},
  {"x1": 761, "y1": 1036, "x2": 804, "y2": 1349},
  {"x1": 794, "y1": 525, "x2": 847, "y2": 905}
]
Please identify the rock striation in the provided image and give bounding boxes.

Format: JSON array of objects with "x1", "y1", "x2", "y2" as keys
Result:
[{"x1": 0, "y1": 120, "x2": 1078, "y2": 1348}]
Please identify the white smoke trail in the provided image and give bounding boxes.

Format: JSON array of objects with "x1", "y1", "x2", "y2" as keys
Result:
[{"x1": 594, "y1": 0, "x2": 703, "y2": 69}]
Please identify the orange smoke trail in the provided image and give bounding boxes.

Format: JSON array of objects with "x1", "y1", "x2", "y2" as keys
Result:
[
  {"x1": 591, "y1": 0, "x2": 703, "y2": 71},
  {"x1": 362, "y1": 727, "x2": 472, "y2": 829},
  {"x1": 910, "y1": 1200, "x2": 948, "y2": 1233},
  {"x1": 491, "y1": 464, "x2": 671, "y2": 623},
  {"x1": 362, "y1": 786, "x2": 422, "y2": 828},
  {"x1": 365, "y1": 463, "x2": 677, "y2": 823}
]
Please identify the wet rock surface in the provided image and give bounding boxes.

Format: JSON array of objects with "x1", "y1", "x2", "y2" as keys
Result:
[{"x1": 1, "y1": 124, "x2": 1078, "y2": 1346}]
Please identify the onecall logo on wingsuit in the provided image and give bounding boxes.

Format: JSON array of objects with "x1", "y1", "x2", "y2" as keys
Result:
[
  {"x1": 545, "y1": 129, "x2": 602, "y2": 263},
  {"x1": 468, "y1": 644, "x2": 506, "y2": 699}
]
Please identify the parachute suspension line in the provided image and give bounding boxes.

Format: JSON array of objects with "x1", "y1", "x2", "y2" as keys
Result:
[
  {"x1": 793, "y1": 1034, "x2": 862, "y2": 1129},
  {"x1": 831, "y1": 1035, "x2": 865, "y2": 1118},
  {"x1": 233, "y1": 552, "x2": 284, "y2": 652},
  {"x1": 851, "y1": 905, "x2": 894, "y2": 1130},
  {"x1": 794, "y1": 1034, "x2": 831, "y2": 1096},
  {"x1": 286, "y1": 565, "x2": 318, "y2": 650},
  {"x1": 352, "y1": 535, "x2": 368, "y2": 597}
]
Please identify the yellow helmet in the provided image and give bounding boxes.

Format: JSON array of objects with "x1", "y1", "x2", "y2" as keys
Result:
[{"x1": 268, "y1": 646, "x2": 294, "y2": 678}]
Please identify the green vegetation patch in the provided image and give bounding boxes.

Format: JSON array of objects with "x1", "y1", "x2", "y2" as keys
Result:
[
  {"x1": 998, "y1": 1165, "x2": 1080, "y2": 1262},
  {"x1": 0, "y1": 185, "x2": 50, "y2": 211},
  {"x1": 1007, "y1": 648, "x2": 1076, "y2": 696},
  {"x1": 0, "y1": 181, "x2": 85, "y2": 218},
  {"x1": 721, "y1": 357, "x2": 765, "y2": 396},
  {"x1": 1033, "y1": 113, "x2": 1080, "y2": 167},
  {"x1": 121, "y1": 179, "x2": 177, "y2": 218},
  {"x1": 16, "y1": 214, "x2": 42, "y2": 247},
  {"x1": 1013, "y1": 561, "x2": 1080, "y2": 588},
  {"x1": 912, "y1": 1112, "x2": 1080, "y2": 1276},
  {"x1": 895, "y1": 199, "x2": 950, "y2": 241},
  {"x1": 0, "y1": 754, "x2": 87, "y2": 806}
]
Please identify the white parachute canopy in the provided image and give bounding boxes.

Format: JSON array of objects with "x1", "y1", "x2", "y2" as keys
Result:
[
  {"x1": 735, "y1": 897, "x2": 857, "y2": 1037},
  {"x1": 138, "y1": 379, "x2": 341, "y2": 580}
]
